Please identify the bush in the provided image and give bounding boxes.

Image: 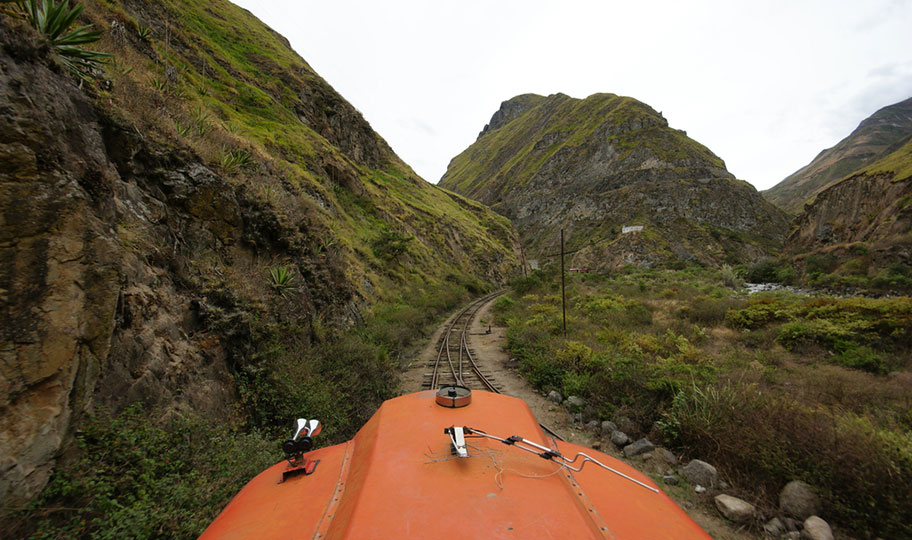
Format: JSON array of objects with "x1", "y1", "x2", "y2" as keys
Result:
[
  {"x1": 660, "y1": 384, "x2": 912, "y2": 538},
  {"x1": 833, "y1": 341, "x2": 887, "y2": 374},
  {"x1": 509, "y1": 271, "x2": 545, "y2": 295},
  {"x1": 680, "y1": 295, "x2": 743, "y2": 325},
  {"x1": 745, "y1": 258, "x2": 781, "y2": 282},
  {"x1": 371, "y1": 228, "x2": 413, "y2": 261},
  {"x1": 805, "y1": 253, "x2": 838, "y2": 276},
  {"x1": 10, "y1": 404, "x2": 276, "y2": 540}
]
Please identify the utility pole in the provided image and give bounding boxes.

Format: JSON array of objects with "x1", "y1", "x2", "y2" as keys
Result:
[
  {"x1": 519, "y1": 243, "x2": 528, "y2": 276},
  {"x1": 560, "y1": 228, "x2": 567, "y2": 336}
]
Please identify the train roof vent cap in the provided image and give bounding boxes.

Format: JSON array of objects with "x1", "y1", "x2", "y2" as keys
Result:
[{"x1": 436, "y1": 386, "x2": 472, "y2": 408}]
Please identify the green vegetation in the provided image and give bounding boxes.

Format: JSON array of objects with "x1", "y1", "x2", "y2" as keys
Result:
[
  {"x1": 742, "y1": 253, "x2": 912, "y2": 293},
  {"x1": 11, "y1": 278, "x2": 482, "y2": 539},
  {"x1": 371, "y1": 228, "x2": 413, "y2": 262},
  {"x1": 2, "y1": 0, "x2": 110, "y2": 77},
  {"x1": 497, "y1": 266, "x2": 911, "y2": 537},
  {"x1": 11, "y1": 405, "x2": 276, "y2": 540},
  {"x1": 2, "y1": 0, "x2": 520, "y2": 537},
  {"x1": 267, "y1": 265, "x2": 296, "y2": 297}
]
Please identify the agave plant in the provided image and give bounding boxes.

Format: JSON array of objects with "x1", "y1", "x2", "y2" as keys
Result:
[
  {"x1": 3, "y1": 0, "x2": 111, "y2": 77},
  {"x1": 268, "y1": 265, "x2": 297, "y2": 298}
]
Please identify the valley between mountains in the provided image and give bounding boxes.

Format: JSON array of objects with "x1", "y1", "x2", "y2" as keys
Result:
[{"x1": 1, "y1": 1, "x2": 910, "y2": 539}]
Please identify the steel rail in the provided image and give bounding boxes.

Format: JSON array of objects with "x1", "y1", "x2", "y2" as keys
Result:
[{"x1": 430, "y1": 290, "x2": 565, "y2": 442}]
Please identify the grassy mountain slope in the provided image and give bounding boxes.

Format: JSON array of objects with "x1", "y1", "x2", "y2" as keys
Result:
[
  {"x1": 1, "y1": 1, "x2": 518, "y2": 536},
  {"x1": 86, "y1": 0, "x2": 519, "y2": 288},
  {"x1": 763, "y1": 96, "x2": 912, "y2": 214},
  {"x1": 441, "y1": 93, "x2": 788, "y2": 267}
]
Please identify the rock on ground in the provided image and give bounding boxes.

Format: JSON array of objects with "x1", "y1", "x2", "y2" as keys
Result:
[
  {"x1": 764, "y1": 517, "x2": 785, "y2": 536},
  {"x1": 600, "y1": 420, "x2": 617, "y2": 436},
  {"x1": 547, "y1": 390, "x2": 562, "y2": 404},
  {"x1": 713, "y1": 494, "x2": 755, "y2": 524},
  {"x1": 681, "y1": 459, "x2": 718, "y2": 487},
  {"x1": 780, "y1": 480, "x2": 821, "y2": 520},
  {"x1": 623, "y1": 438, "x2": 655, "y2": 457},
  {"x1": 566, "y1": 395, "x2": 585, "y2": 409},
  {"x1": 613, "y1": 415, "x2": 638, "y2": 434},
  {"x1": 801, "y1": 516, "x2": 834, "y2": 540},
  {"x1": 610, "y1": 431, "x2": 630, "y2": 447}
]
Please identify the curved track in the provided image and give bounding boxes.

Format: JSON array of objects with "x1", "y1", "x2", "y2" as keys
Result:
[
  {"x1": 427, "y1": 291, "x2": 503, "y2": 392},
  {"x1": 425, "y1": 292, "x2": 564, "y2": 441}
]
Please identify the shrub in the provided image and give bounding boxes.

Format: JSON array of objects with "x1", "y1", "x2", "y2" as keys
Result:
[
  {"x1": 660, "y1": 384, "x2": 912, "y2": 538},
  {"x1": 268, "y1": 265, "x2": 296, "y2": 297},
  {"x1": 680, "y1": 295, "x2": 743, "y2": 325},
  {"x1": 371, "y1": 228, "x2": 413, "y2": 261},
  {"x1": 745, "y1": 258, "x2": 781, "y2": 282},
  {"x1": 10, "y1": 404, "x2": 275, "y2": 539},
  {"x1": 509, "y1": 271, "x2": 545, "y2": 295},
  {"x1": 833, "y1": 341, "x2": 887, "y2": 374},
  {"x1": 805, "y1": 253, "x2": 838, "y2": 276},
  {"x1": 4, "y1": 0, "x2": 111, "y2": 77}
]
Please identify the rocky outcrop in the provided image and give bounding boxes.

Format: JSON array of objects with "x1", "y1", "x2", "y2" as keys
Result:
[
  {"x1": 786, "y1": 170, "x2": 912, "y2": 268},
  {"x1": 0, "y1": 3, "x2": 519, "y2": 514},
  {"x1": 0, "y1": 21, "x2": 122, "y2": 505},
  {"x1": 441, "y1": 93, "x2": 788, "y2": 267},
  {"x1": 764, "y1": 96, "x2": 912, "y2": 214}
]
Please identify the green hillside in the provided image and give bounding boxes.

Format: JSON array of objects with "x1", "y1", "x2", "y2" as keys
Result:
[
  {"x1": 441, "y1": 93, "x2": 788, "y2": 267},
  {"x1": 0, "y1": 2, "x2": 518, "y2": 537}
]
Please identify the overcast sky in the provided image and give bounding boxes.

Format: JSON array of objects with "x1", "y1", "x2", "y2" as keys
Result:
[{"x1": 232, "y1": 0, "x2": 912, "y2": 191}]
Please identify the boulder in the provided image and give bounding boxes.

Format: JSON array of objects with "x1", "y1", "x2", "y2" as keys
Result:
[
  {"x1": 801, "y1": 516, "x2": 834, "y2": 540},
  {"x1": 623, "y1": 438, "x2": 656, "y2": 457},
  {"x1": 585, "y1": 420, "x2": 600, "y2": 432},
  {"x1": 610, "y1": 431, "x2": 630, "y2": 447},
  {"x1": 613, "y1": 415, "x2": 638, "y2": 434},
  {"x1": 713, "y1": 494, "x2": 756, "y2": 523},
  {"x1": 779, "y1": 480, "x2": 821, "y2": 520},
  {"x1": 547, "y1": 390, "x2": 562, "y2": 404},
  {"x1": 681, "y1": 459, "x2": 717, "y2": 487},
  {"x1": 600, "y1": 420, "x2": 617, "y2": 436},
  {"x1": 566, "y1": 395, "x2": 585, "y2": 409},
  {"x1": 656, "y1": 448, "x2": 677, "y2": 465},
  {"x1": 663, "y1": 475, "x2": 678, "y2": 486},
  {"x1": 763, "y1": 517, "x2": 785, "y2": 536}
]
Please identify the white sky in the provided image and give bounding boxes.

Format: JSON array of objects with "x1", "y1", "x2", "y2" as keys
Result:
[{"x1": 231, "y1": 0, "x2": 912, "y2": 191}]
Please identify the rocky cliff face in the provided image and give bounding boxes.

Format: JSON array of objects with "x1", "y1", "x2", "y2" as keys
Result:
[
  {"x1": 0, "y1": 2, "x2": 518, "y2": 513},
  {"x1": 785, "y1": 138, "x2": 912, "y2": 270},
  {"x1": 764, "y1": 96, "x2": 912, "y2": 214},
  {"x1": 440, "y1": 93, "x2": 788, "y2": 267}
]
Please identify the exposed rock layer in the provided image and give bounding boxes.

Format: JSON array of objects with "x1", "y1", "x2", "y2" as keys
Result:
[
  {"x1": 0, "y1": 3, "x2": 518, "y2": 512},
  {"x1": 764, "y1": 96, "x2": 912, "y2": 214},
  {"x1": 441, "y1": 93, "x2": 788, "y2": 267}
]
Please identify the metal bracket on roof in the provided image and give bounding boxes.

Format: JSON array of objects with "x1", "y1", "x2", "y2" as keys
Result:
[
  {"x1": 444, "y1": 426, "x2": 469, "y2": 458},
  {"x1": 450, "y1": 426, "x2": 659, "y2": 493}
]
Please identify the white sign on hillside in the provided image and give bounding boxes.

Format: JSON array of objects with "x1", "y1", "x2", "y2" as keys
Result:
[{"x1": 622, "y1": 225, "x2": 644, "y2": 233}]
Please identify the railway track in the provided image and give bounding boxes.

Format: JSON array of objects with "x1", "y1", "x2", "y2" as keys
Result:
[
  {"x1": 426, "y1": 290, "x2": 504, "y2": 392},
  {"x1": 424, "y1": 291, "x2": 565, "y2": 441}
]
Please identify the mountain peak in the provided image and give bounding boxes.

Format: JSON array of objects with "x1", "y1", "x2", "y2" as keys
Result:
[{"x1": 443, "y1": 92, "x2": 787, "y2": 267}]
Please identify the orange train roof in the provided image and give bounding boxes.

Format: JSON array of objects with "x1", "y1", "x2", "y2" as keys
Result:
[{"x1": 199, "y1": 390, "x2": 712, "y2": 540}]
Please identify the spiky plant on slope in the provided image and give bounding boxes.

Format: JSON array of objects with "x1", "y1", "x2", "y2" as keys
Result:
[{"x1": 1, "y1": 0, "x2": 110, "y2": 77}]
